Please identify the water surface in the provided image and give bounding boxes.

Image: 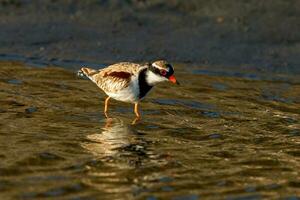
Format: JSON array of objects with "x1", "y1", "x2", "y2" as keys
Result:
[{"x1": 0, "y1": 61, "x2": 300, "y2": 199}]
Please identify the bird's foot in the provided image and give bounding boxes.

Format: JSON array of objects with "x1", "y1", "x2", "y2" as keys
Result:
[
  {"x1": 132, "y1": 116, "x2": 141, "y2": 125},
  {"x1": 104, "y1": 117, "x2": 114, "y2": 128}
]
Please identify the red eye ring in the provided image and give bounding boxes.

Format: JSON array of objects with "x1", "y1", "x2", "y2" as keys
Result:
[{"x1": 161, "y1": 70, "x2": 167, "y2": 76}]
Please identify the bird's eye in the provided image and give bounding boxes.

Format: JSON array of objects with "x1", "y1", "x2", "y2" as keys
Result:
[{"x1": 160, "y1": 70, "x2": 167, "y2": 76}]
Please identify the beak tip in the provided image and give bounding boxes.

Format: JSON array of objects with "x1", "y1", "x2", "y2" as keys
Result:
[{"x1": 168, "y1": 75, "x2": 179, "y2": 85}]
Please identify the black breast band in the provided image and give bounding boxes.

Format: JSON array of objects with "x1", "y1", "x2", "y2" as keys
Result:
[{"x1": 138, "y1": 68, "x2": 153, "y2": 99}]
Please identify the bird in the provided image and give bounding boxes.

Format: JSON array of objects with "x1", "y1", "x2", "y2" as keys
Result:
[{"x1": 78, "y1": 60, "x2": 179, "y2": 120}]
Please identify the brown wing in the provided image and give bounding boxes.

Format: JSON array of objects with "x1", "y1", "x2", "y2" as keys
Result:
[{"x1": 81, "y1": 62, "x2": 144, "y2": 93}]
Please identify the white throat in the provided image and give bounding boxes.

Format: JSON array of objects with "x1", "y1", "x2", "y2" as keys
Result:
[{"x1": 145, "y1": 70, "x2": 167, "y2": 86}]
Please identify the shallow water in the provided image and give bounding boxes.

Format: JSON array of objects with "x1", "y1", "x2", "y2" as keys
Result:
[{"x1": 0, "y1": 61, "x2": 300, "y2": 200}]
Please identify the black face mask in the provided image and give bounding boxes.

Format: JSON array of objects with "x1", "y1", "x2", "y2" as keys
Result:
[{"x1": 149, "y1": 64, "x2": 174, "y2": 78}]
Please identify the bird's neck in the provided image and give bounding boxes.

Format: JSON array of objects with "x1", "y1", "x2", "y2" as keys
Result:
[{"x1": 145, "y1": 68, "x2": 165, "y2": 86}]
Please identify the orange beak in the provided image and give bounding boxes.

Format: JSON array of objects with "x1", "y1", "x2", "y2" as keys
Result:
[{"x1": 168, "y1": 75, "x2": 180, "y2": 85}]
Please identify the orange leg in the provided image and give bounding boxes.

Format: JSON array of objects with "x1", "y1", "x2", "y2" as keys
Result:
[
  {"x1": 134, "y1": 103, "x2": 141, "y2": 118},
  {"x1": 104, "y1": 97, "x2": 111, "y2": 118},
  {"x1": 132, "y1": 103, "x2": 141, "y2": 125}
]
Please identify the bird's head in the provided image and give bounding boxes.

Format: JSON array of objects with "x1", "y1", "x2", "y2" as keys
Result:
[{"x1": 146, "y1": 60, "x2": 179, "y2": 85}]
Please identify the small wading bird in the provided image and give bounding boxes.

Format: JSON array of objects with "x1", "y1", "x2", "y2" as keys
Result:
[{"x1": 78, "y1": 60, "x2": 179, "y2": 122}]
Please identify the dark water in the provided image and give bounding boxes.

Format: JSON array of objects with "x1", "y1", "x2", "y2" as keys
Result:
[
  {"x1": 0, "y1": 61, "x2": 300, "y2": 199},
  {"x1": 1, "y1": 0, "x2": 300, "y2": 74}
]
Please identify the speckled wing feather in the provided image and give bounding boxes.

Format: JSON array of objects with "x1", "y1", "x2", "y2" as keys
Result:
[{"x1": 81, "y1": 62, "x2": 145, "y2": 93}]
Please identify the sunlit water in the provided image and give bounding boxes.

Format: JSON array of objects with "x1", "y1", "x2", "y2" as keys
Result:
[{"x1": 0, "y1": 61, "x2": 300, "y2": 200}]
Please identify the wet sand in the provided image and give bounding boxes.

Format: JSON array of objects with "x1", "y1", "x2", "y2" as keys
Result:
[{"x1": 0, "y1": 0, "x2": 300, "y2": 74}]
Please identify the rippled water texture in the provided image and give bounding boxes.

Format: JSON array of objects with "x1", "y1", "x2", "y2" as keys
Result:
[{"x1": 0, "y1": 61, "x2": 300, "y2": 199}]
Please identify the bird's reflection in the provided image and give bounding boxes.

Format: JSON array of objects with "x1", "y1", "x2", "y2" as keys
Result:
[
  {"x1": 81, "y1": 117, "x2": 149, "y2": 168},
  {"x1": 81, "y1": 118, "x2": 174, "y2": 195}
]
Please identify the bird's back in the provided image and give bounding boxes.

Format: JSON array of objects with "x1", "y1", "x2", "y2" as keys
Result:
[{"x1": 80, "y1": 62, "x2": 147, "y2": 93}]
